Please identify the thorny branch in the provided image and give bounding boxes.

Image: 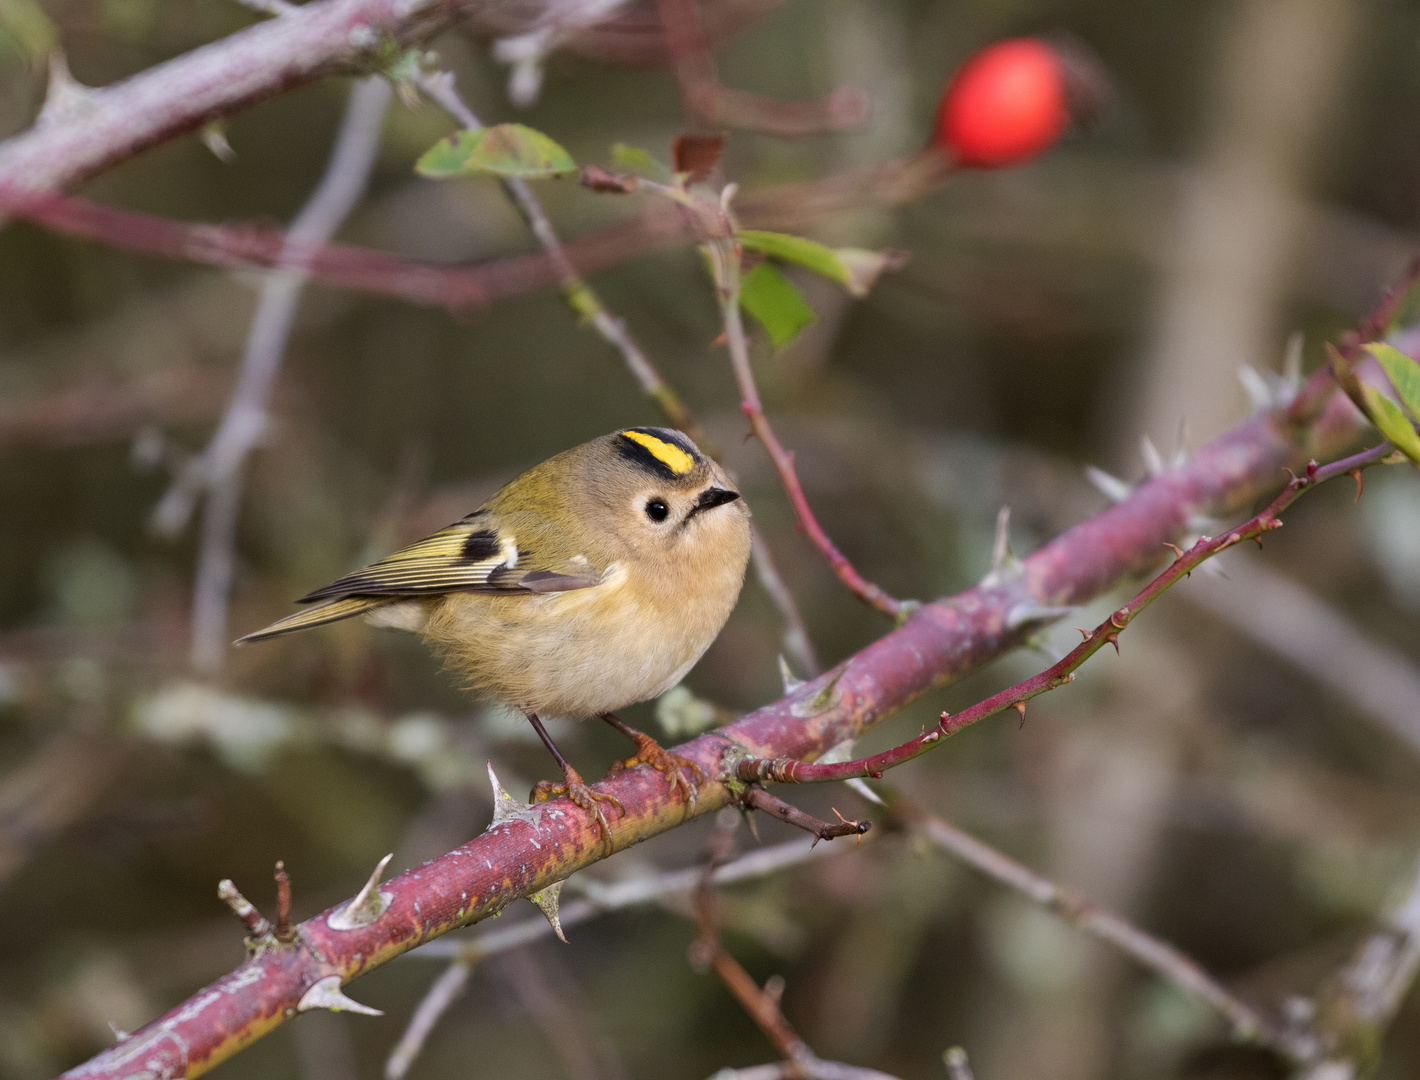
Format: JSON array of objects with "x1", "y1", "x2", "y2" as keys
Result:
[
  {"x1": 0, "y1": 0, "x2": 633, "y2": 193},
  {"x1": 740, "y1": 786, "x2": 870, "y2": 846},
  {"x1": 734, "y1": 442, "x2": 1397, "y2": 787},
  {"x1": 393, "y1": 837, "x2": 845, "y2": 1079},
  {"x1": 59, "y1": 341, "x2": 1387, "y2": 1080}
]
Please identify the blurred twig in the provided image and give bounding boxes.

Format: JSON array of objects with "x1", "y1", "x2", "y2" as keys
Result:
[
  {"x1": 0, "y1": 0, "x2": 631, "y2": 193},
  {"x1": 890, "y1": 795, "x2": 1293, "y2": 1054},
  {"x1": 690, "y1": 816, "x2": 901, "y2": 1080},
  {"x1": 0, "y1": 153, "x2": 949, "y2": 316},
  {"x1": 149, "y1": 76, "x2": 389, "y2": 671},
  {"x1": 653, "y1": 0, "x2": 867, "y2": 136},
  {"x1": 1184, "y1": 557, "x2": 1420, "y2": 755},
  {"x1": 0, "y1": 735, "x2": 129, "y2": 889},
  {"x1": 1300, "y1": 849, "x2": 1420, "y2": 1078},
  {"x1": 942, "y1": 1048, "x2": 975, "y2": 1080}
]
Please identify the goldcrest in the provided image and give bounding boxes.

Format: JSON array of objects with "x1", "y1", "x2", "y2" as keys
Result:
[{"x1": 239, "y1": 427, "x2": 752, "y2": 833}]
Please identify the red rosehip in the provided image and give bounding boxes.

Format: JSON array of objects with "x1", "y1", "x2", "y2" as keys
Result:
[{"x1": 935, "y1": 38, "x2": 1068, "y2": 169}]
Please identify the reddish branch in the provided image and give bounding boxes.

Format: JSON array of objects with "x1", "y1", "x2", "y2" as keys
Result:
[
  {"x1": 0, "y1": 151, "x2": 948, "y2": 318},
  {"x1": 62, "y1": 357, "x2": 1375, "y2": 1080},
  {"x1": 735, "y1": 441, "x2": 1395, "y2": 787},
  {"x1": 703, "y1": 232, "x2": 911, "y2": 617}
]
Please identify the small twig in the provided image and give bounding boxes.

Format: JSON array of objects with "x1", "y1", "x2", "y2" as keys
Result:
[
  {"x1": 273, "y1": 860, "x2": 294, "y2": 942},
  {"x1": 653, "y1": 0, "x2": 867, "y2": 136},
  {"x1": 741, "y1": 786, "x2": 869, "y2": 847},
  {"x1": 217, "y1": 878, "x2": 272, "y2": 938},
  {"x1": 706, "y1": 234, "x2": 909, "y2": 619},
  {"x1": 385, "y1": 962, "x2": 471, "y2": 1080},
  {"x1": 687, "y1": 817, "x2": 898, "y2": 1080},
  {"x1": 414, "y1": 70, "x2": 702, "y2": 439},
  {"x1": 1300, "y1": 848, "x2": 1420, "y2": 1076},
  {"x1": 737, "y1": 442, "x2": 1396, "y2": 786},
  {"x1": 691, "y1": 817, "x2": 814, "y2": 1069},
  {"x1": 893, "y1": 798, "x2": 1295, "y2": 1055}
]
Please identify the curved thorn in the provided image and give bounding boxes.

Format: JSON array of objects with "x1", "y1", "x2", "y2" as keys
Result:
[{"x1": 297, "y1": 975, "x2": 383, "y2": 1016}]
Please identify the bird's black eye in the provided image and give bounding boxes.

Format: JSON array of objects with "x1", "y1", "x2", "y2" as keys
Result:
[{"x1": 644, "y1": 499, "x2": 669, "y2": 522}]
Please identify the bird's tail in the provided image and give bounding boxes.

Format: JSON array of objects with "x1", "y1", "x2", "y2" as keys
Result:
[{"x1": 235, "y1": 596, "x2": 388, "y2": 645}]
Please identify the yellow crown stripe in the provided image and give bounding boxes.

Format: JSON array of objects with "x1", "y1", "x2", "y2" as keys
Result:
[{"x1": 621, "y1": 430, "x2": 695, "y2": 475}]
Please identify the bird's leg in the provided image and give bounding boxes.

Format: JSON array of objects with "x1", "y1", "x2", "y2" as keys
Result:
[
  {"x1": 526, "y1": 713, "x2": 623, "y2": 841},
  {"x1": 602, "y1": 712, "x2": 705, "y2": 804}
]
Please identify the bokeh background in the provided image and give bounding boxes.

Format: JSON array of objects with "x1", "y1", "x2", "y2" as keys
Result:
[{"x1": 4, "y1": 0, "x2": 1420, "y2": 1077}]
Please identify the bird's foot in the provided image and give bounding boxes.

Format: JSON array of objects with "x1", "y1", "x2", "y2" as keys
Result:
[
  {"x1": 532, "y1": 763, "x2": 624, "y2": 843},
  {"x1": 609, "y1": 728, "x2": 705, "y2": 806}
]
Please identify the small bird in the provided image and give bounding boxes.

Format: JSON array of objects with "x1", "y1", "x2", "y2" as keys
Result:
[{"x1": 238, "y1": 427, "x2": 752, "y2": 837}]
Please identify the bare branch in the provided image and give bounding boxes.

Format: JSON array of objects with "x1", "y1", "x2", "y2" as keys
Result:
[
  {"x1": 147, "y1": 76, "x2": 389, "y2": 670},
  {"x1": 0, "y1": 0, "x2": 630, "y2": 193},
  {"x1": 1299, "y1": 850, "x2": 1420, "y2": 1078},
  {"x1": 895, "y1": 798, "x2": 1293, "y2": 1054}
]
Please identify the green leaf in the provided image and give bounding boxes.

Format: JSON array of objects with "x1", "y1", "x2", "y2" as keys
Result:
[
  {"x1": 416, "y1": 124, "x2": 576, "y2": 179},
  {"x1": 1361, "y1": 384, "x2": 1420, "y2": 468},
  {"x1": 738, "y1": 230, "x2": 851, "y2": 289},
  {"x1": 1366, "y1": 342, "x2": 1420, "y2": 421},
  {"x1": 610, "y1": 143, "x2": 668, "y2": 181},
  {"x1": 740, "y1": 262, "x2": 816, "y2": 348}
]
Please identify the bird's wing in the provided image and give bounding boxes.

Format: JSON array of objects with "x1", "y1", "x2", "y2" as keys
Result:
[
  {"x1": 235, "y1": 511, "x2": 603, "y2": 645},
  {"x1": 298, "y1": 511, "x2": 603, "y2": 602}
]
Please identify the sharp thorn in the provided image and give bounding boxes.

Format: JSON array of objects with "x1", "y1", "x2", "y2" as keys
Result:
[
  {"x1": 328, "y1": 853, "x2": 393, "y2": 931},
  {"x1": 488, "y1": 762, "x2": 531, "y2": 825},
  {"x1": 1139, "y1": 434, "x2": 1165, "y2": 477},
  {"x1": 1073, "y1": 626, "x2": 1091, "y2": 640},
  {"x1": 1163, "y1": 542, "x2": 1186, "y2": 559},
  {"x1": 778, "y1": 655, "x2": 805, "y2": 694},
  {"x1": 845, "y1": 777, "x2": 886, "y2": 806},
  {"x1": 1349, "y1": 468, "x2": 1363, "y2": 502},
  {"x1": 1283, "y1": 332, "x2": 1304, "y2": 389},
  {"x1": 1238, "y1": 365, "x2": 1273, "y2": 410},
  {"x1": 1006, "y1": 602, "x2": 1076, "y2": 631},
  {"x1": 1085, "y1": 465, "x2": 1132, "y2": 503},
  {"x1": 297, "y1": 975, "x2": 383, "y2": 1016},
  {"x1": 529, "y1": 880, "x2": 567, "y2": 942},
  {"x1": 990, "y1": 506, "x2": 1013, "y2": 572}
]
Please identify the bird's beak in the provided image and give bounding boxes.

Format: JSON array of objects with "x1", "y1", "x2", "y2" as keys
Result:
[
  {"x1": 685, "y1": 486, "x2": 741, "y2": 523},
  {"x1": 696, "y1": 486, "x2": 741, "y2": 512}
]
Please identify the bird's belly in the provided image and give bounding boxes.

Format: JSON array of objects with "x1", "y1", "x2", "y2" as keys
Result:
[{"x1": 422, "y1": 567, "x2": 729, "y2": 718}]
